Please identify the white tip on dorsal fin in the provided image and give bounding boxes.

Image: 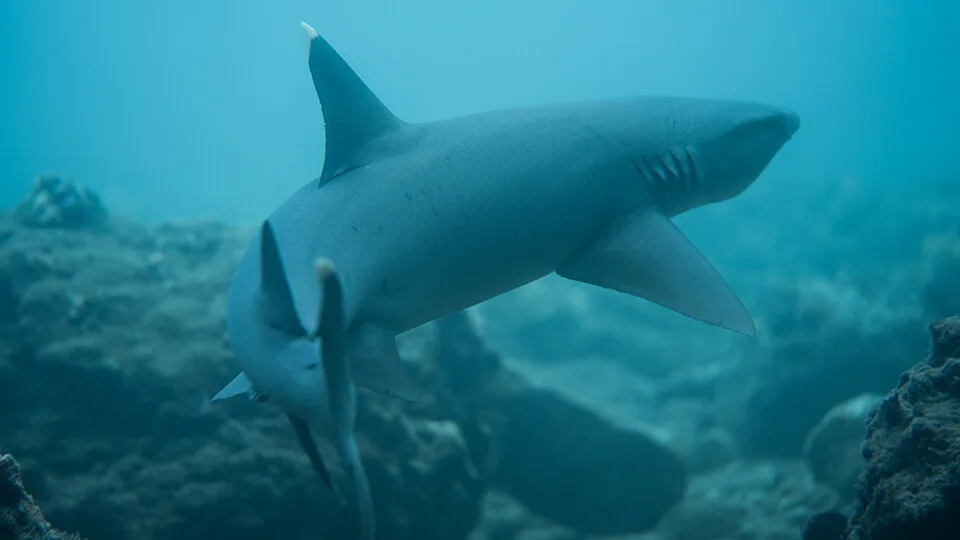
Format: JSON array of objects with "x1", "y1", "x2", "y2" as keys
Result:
[
  {"x1": 298, "y1": 20, "x2": 403, "y2": 184},
  {"x1": 300, "y1": 21, "x2": 319, "y2": 40},
  {"x1": 299, "y1": 22, "x2": 318, "y2": 56}
]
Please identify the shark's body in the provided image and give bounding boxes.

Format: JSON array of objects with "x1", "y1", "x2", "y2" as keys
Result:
[{"x1": 213, "y1": 21, "x2": 800, "y2": 540}]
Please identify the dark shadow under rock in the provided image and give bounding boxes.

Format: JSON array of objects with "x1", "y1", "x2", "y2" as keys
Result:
[
  {"x1": 848, "y1": 316, "x2": 960, "y2": 540},
  {"x1": 429, "y1": 312, "x2": 687, "y2": 536},
  {"x1": 0, "y1": 454, "x2": 83, "y2": 540},
  {"x1": 802, "y1": 511, "x2": 848, "y2": 540}
]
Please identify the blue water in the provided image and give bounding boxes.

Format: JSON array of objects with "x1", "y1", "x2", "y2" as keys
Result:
[{"x1": 1, "y1": 1, "x2": 957, "y2": 224}]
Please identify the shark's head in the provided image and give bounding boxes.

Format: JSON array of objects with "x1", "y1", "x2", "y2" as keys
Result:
[
  {"x1": 604, "y1": 97, "x2": 800, "y2": 215},
  {"x1": 690, "y1": 100, "x2": 800, "y2": 204}
]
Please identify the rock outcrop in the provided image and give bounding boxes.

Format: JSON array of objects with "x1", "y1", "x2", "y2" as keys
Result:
[
  {"x1": 14, "y1": 175, "x2": 107, "y2": 231},
  {"x1": 0, "y1": 454, "x2": 82, "y2": 540},
  {"x1": 847, "y1": 316, "x2": 960, "y2": 540}
]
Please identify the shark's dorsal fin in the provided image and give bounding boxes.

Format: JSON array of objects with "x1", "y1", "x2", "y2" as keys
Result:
[
  {"x1": 260, "y1": 220, "x2": 307, "y2": 336},
  {"x1": 300, "y1": 22, "x2": 403, "y2": 183}
]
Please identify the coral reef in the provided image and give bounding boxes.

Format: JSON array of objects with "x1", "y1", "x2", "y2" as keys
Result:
[
  {"x1": 847, "y1": 316, "x2": 960, "y2": 540},
  {"x1": 0, "y1": 454, "x2": 82, "y2": 540}
]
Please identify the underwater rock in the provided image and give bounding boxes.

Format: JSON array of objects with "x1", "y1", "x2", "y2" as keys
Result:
[
  {"x1": 431, "y1": 312, "x2": 688, "y2": 536},
  {"x1": 656, "y1": 398, "x2": 739, "y2": 473},
  {"x1": 0, "y1": 454, "x2": 83, "y2": 540},
  {"x1": 803, "y1": 392, "x2": 883, "y2": 497},
  {"x1": 731, "y1": 278, "x2": 925, "y2": 458},
  {"x1": 13, "y1": 175, "x2": 107, "y2": 230},
  {"x1": 847, "y1": 316, "x2": 960, "y2": 540},
  {"x1": 655, "y1": 459, "x2": 839, "y2": 540},
  {"x1": 0, "y1": 199, "x2": 482, "y2": 540},
  {"x1": 466, "y1": 491, "x2": 579, "y2": 540}
]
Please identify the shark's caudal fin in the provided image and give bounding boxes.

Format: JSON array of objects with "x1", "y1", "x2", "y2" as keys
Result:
[
  {"x1": 557, "y1": 209, "x2": 756, "y2": 336},
  {"x1": 300, "y1": 21, "x2": 403, "y2": 183},
  {"x1": 287, "y1": 413, "x2": 335, "y2": 490},
  {"x1": 312, "y1": 258, "x2": 375, "y2": 540}
]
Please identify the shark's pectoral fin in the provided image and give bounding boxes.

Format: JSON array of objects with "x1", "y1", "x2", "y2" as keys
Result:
[
  {"x1": 259, "y1": 220, "x2": 308, "y2": 336},
  {"x1": 556, "y1": 209, "x2": 756, "y2": 336},
  {"x1": 347, "y1": 324, "x2": 421, "y2": 403},
  {"x1": 210, "y1": 372, "x2": 254, "y2": 402},
  {"x1": 299, "y1": 21, "x2": 403, "y2": 184},
  {"x1": 287, "y1": 413, "x2": 335, "y2": 491}
]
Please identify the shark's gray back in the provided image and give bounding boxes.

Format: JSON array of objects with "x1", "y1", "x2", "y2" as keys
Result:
[{"x1": 266, "y1": 98, "x2": 687, "y2": 335}]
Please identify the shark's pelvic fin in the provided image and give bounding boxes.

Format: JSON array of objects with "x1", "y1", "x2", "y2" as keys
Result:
[
  {"x1": 347, "y1": 324, "x2": 422, "y2": 403},
  {"x1": 259, "y1": 220, "x2": 307, "y2": 336},
  {"x1": 313, "y1": 258, "x2": 375, "y2": 540},
  {"x1": 299, "y1": 20, "x2": 403, "y2": 183},
  {"x1": 556, "y1": 209, "x2": 756, "y2": 336},
  {"x1": 210, "y1": 372, "x2": 254, "y2": 402},
  {"x1": 286, "y1": 413, "x2": 335, "y2": 491}
]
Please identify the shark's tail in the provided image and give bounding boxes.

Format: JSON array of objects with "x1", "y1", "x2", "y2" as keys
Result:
[{"x1": 313, "y1": 258, "x2": 375, "y2": 540}]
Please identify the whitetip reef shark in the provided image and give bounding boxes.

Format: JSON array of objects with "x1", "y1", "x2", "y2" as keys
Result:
[{"x1": 211, "y1": 20, "x2": 800, "y2": 540}]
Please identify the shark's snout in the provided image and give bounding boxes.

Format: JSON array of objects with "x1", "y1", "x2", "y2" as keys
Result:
[
  {"x1": 695, "y1": 105, "x2": 800, "y2": 203},
  {"x1": 748, "y1": 108, "x2": 801, "y2": 147},
  {"x1": 779, "y1": 109, "x2": 801, "y2": 139}
]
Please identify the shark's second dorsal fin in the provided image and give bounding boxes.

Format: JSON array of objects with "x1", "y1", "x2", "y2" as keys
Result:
[{"x1": 300, "y1": 22, "x2": 403, "y2": 183}]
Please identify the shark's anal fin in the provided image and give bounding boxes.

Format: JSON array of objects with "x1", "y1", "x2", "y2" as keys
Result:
[
  {"x1": 259, "y1": 220, "x2": 307, "y2": 336},
  {"x1": 287, "y1": 413, "x2": 335, "y2": 491},
  {"x1": 299, "y1": 21, "x2": 403, "y2": 183},
  {"x1": 348, "y1": 324, "x2": 421, "y2": 403},
  {"x1": 312, "y1": 258, "x2": 375, "y2": 540},
  {"x1": 556, "y1": 209, "x2": 756, "y2": 336}
]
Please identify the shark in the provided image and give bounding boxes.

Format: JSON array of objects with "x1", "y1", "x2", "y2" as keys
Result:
[{"x1": 211, "y1": 20, "x2": 800, "y2": 540}]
